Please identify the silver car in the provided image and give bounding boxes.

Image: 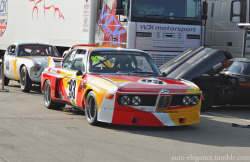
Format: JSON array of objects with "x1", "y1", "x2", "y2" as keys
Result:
[{"x1": 3, "y1": 43, "x2": 61, "y2": 92}]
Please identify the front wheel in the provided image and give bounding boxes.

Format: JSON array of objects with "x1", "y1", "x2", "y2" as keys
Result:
[
  {"x1": 85, "y1": 91, "x2": 98, "y2": 125},
  {"x1": 198, "y1": 83, "x2": 216, "y2": 111},
  {"x1": 20, "y1": 66, "x2": 32, "y2": 92}
]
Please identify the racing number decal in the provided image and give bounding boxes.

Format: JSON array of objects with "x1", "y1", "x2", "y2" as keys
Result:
[
  {"x1": 68, "y1": 79, "x2": 76, "y2": 99},
  {"x1": 91, "y1": 56, "x2": 100, "y2": 62}
]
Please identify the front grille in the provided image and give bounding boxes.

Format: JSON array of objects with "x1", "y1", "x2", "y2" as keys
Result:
[{"x1": 157, "y1": 95, "x2": 171, "y2": 110}]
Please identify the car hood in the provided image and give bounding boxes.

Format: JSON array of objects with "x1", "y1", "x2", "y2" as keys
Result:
[
  {"x1": 95, "y1": 74, "x2": 200, "y2": 94},
  {"x1": 23, "y1": 56, "x2": 49, "y2": 65},
  {"x1": 159, "y1": 47, "x2": 228, "y2": 80}
]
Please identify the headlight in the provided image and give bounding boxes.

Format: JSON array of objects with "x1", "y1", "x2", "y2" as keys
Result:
[
  {"x1": 183, "y1": 96, "x2": 191, "y2": 105},
  {"x1": 132, "y1": 96, "x2": 141, "y2": 105},
  {"x1": 190, "y1": 96, "x2": 200, "y2": 105},
  {"x1": 120, "y1": 96, "x2": 130, "y2": 105},
  {"x1": 182, "y1": 95, "x2": 200, "y2": 105},
  {"x1": 32, "y1": 64, "x2": 41, "y2": 71},
  {"x1": 117, "y1": 95, "x2": 157, "y2": 106}
]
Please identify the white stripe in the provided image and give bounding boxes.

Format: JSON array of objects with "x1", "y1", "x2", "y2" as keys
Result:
[
  {"x1": 0, "y1": 154, "x2": 9, "y2": 162},
  {"x1": 154, "y1": 113, "x2": 179, "y2": 126},
  {"x1": 205, "y1": 112, "x2": 250, "y2": 123}
]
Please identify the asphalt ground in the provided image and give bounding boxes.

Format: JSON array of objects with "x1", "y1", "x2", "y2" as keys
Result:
[{"x1": 0, "y1": 80, "x2": 250, "y2": 162}]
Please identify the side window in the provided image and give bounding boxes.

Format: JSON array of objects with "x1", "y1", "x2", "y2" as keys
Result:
[
  {"x1": 230, "y1": 0, "x2": 246, "y2": 23},
  {"x1": 62, "y1": 49, "x2": 87, "y2": 71},
  {"x1": 62, "y1": 51, "x2": 76, "y2": 69},
  {"x1": 8, "y1": 45, "x2": 16, "y2": 55},
  {"x1": 70, "y1": 49, "x2": 87, "y2": 71}
]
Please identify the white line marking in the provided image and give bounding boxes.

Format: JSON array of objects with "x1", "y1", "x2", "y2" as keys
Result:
[
  {"x1": 0, "y1": 155, "x2": 9, "y2": 162},
  {"x1": 205, "y1": 112, "x2": 250, "y2": 123}
]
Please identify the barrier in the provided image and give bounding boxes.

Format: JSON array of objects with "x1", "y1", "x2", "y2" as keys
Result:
[{"x1": 0, "y1": 56, "x2": 9, "y2": 92}]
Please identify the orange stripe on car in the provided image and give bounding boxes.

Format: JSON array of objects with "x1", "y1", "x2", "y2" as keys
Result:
[
  {"x1": 47, "y1": 57, "x2": 51, "y2": 68},
  {"x1": 13, "y1": 59, "x2": 19, "y2": 80}
]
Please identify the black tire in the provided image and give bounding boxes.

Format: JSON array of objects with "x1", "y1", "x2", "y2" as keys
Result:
[
  {"x1": 198, "y1": 83, "x2": 216, "y2": 111},
  {"x1": 3, "y1": 75, "x2": 10, "y2": 86},
  {"x1": 85, "y1": 91, "x2": 98, "y2": 125},
  {"x1": 44, "y1": 80, "x2": 65, "y2": 109},
  {"x1": 20, "y1": 66, "x2": 32, "y2": 92}
]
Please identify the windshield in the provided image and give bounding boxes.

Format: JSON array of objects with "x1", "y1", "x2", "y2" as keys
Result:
[
  {"x1": 131, "y1": 0, "x2": 201, "y2": 25},
  {"x1": 228, "y1": 61, "x2": 250, "y2": 75},
  {"x1": 18, "y1": 44, "x2": 60, "y2": 57},
  {"x1": 88, "y1": 51, "x2": 161, "y2": 75}
]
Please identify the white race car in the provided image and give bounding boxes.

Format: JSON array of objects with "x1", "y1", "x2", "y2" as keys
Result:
[{"x1": 3, "y1": 43, "x2": 62, "y2": 92}]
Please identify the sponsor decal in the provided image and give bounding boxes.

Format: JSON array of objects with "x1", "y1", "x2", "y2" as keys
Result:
[
  {"x1": 28, "y1": 0, "x2": 64, "y2": 20},
  {"x1": 160, "y1": 89, "x2": 169, "y2": 93},
  {"x1": 97, "y1": 2, "x2": 127, "y2": 46},
  {"x1": 137, "y1": 22, "x2": 200, "y2": 34},
  {"x1": 140, "y1": 24, "x2": 197, "y2": 32},
  {"x1": 0, "y1": 0, "x2": 7, "y2": 37}
]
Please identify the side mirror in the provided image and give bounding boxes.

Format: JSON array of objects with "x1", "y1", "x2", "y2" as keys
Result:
[
  {"x1": 232, "y1": 1, "x2": 241, "y2": 15},
  {"x1": 231, "y1": 1, "x2": 242, "y2": 23},
  {"x1": 162, "y1": 72, "x2": 167, "y2": 77},
  {"x1": 232, "y1": 16, "x2": 241, "y2": 23},
  {"x1": 76, "y1": 69, "x2": 84, "y2": 76}
]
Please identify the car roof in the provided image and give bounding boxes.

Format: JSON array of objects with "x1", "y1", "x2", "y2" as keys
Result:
[
  {"x1": 71, "y1": 44, "x2": 146, "y2": 53},
  {"x1": 12, "y1": 43, "x2": 56, "y2": 47},
  {"x1": 91, "y1": 47, "x2": 145, "y2": 53},
  {"x1": 62, "y1": 45, "x2": 149, "y2": 62}
]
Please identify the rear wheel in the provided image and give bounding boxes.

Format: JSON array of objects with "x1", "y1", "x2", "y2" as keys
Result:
[
  {"x1": 20, "y1": 66, "x2": 32, "y2": 92},
  {"x1": 44, "y1": 80, "x2": 65, "y2": 109},
  {"x1": 198, "y1": 83, "x2": 216, "y2": 111},
  {"x1": 85, "y1": 91, "x2": 98, "y2": 125}
]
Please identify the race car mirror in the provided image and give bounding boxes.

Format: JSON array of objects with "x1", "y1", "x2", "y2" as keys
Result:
[
  {"x1": 76, "y1": 69, "x2": 84, "y2": 76},
  {"x1": 162, "y1": 72, "x2": 167, "y2": 77}
]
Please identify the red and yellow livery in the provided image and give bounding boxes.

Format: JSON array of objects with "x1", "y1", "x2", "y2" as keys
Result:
[{"x1": 42, "y1": 45, "x2": 202, "y2": 126}]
